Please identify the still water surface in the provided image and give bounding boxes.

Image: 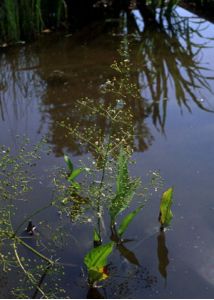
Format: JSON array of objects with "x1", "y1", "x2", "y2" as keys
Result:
[{"x1": 0, "y1": 7, "x2": 214, "y2": 298}]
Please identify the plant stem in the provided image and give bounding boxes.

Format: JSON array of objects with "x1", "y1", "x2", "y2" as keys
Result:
[
  {"x1": 13, "y1": 242, "x2": 49, "y2": 299},
  {"x1": 15, "y1": 236, "x2": 54, "y2": 265}
]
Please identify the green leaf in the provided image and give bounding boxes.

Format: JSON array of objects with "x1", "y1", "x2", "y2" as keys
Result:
[
  {"x1": 118, "y1": 205, "x2": 144, "y2": 236},
  {"x1": 116, "y1": 148, "x2": 129, "y2": 195},
  {"x1": 159, "y1": 187, "x2": 173, "y2": 227},
  {"x1": 93, "y1": 229, "x2": 101, "y2": 243},
  {"x1": 84, "y1": 242, "x2": 114, "y2": 270},
  {"x1": 70, "y1": 181, "x2": 80, "y2": 190},
  {"x1": 88, "y1": 266, "x2": 109, "y2": 284},
  {"x1": 109, "y1": 148, "x2": 140, "y2": 222},
  {"x1": 68, "y1": 168, "x2": 84, "y2": 181},
  {"x1": 93, "y1": 229, "x2": 102, "y2": 248},
  {"x1": 61, "y1": 197, "x2": 70, "y2": 205},
  {"x1": 64, "y1": 154, "x2": 73, "y2": 173}
]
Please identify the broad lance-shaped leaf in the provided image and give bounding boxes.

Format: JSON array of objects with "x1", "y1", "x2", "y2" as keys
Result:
[
  {"x1": 88, "y1": 266, "x2": 109, "y2": 284},
  {"x1": 84, "y1": 242, "x2": 113, "y2": 284},
  {"x1": 118, "y1": 205, "x2": 144, "y2": 237},
  {"x1": 84, "y1": 242, "x2": 114, "y2": 270},
  {"x1": 64, "y1": 154, "x2": 73, "y2": 173},
  {"x1": 159, "y1": 187, "x2": 173, "y2": 228},
  {"x1": 70, "y1": 181, "x2": 81, "y2": 190},
  {"x1": 68, "y1": 167, "x2": 84, "y2": 181}
]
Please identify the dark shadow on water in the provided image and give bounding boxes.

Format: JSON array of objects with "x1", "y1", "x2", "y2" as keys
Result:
[
  {"x1": 157, "y1": 231, "x2": 169, "y2": 281},
  {"x1": 87, "y1": 287, "x2": 105, "y2": 299}
]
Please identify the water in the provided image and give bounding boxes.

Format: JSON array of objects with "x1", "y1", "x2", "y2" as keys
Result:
[{"x1": 0, "y1": 7, "x2": 214, "y2": 298}]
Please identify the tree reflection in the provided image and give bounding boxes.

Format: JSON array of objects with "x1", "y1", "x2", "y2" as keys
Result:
[
  {"x1": 37, "y1": 24, "x2": 153, "y2": 157},
  {"x1": 133, "y1": 9, "x2": 214, "y2": 131},
  {"x1": 38, "y1": 9, "x2": 214, "y2": 157},
  {"x1": 0, "y1": 49, "x2": 45, "y2": 126},
  {"x1": 1, "y1": 8, "x2": 214, "y2": 158}
]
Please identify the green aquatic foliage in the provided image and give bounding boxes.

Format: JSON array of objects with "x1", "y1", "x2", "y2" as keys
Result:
[
  {"x1": 64, "y1": 154, "x2": 74, "y2": 173},
  {"x1": 4, "y1": 0, "x2": 19, "y2": 42},
  {"x1": 0, "y1": 0, "x2": 67, "y2": 43},
  {"x1": 0, "y1": 141, "x2": 65, "y2": 298},
  {"x1": 118, "y1": 205, "x2": 144, "y2": 237},
  {"x1": 93, "y1": 228, "x2": 102, "y2": 247},
  {"x1": 68, "y1": 167, "x2": 84, "y2": 182},
  {"x1": 84, "y1": 242, "x2": 114, "y2": 285},
  {"x1": 159, "y1": 187, "x2": 173, "y2": 229},
  {"x1": 109, "y1": 148, "x2": 141, "y2": 223},
  {"x1": 64, "y1": 154, "x2": 84, "y2": 190}
]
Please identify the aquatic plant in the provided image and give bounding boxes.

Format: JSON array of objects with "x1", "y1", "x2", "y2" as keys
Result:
[
  {"x1": 61, "y1": 150, "x2": 173, "y2": 287},
  {"x1": 0, "y1": 140, "x2": 66, "y2": 298},
  {"x1": 0, "y1": 0, "x2": 67, "y2": 43},
  {"x1": 60, "y1": 130, "x2": 173, "y2": 287},
  {"x1": 0, "y1": 133, "x2": 173, "y2": 296},
  {"x1": 0, "y1": 37, "x2": 177, "y2": 296}
]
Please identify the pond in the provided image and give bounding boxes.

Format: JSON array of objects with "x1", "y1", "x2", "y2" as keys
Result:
[{"x1": 0, "y1": 6, "x2": 214, "y2": 299}]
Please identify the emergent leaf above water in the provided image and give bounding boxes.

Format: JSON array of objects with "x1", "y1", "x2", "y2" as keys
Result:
[
  {"x1": 84, "y1": 242, "x2": 114, "y2": 285},
  {"x1": 118, "y1": 205, "x2": 144, "y2": 237},
  {"x1": 159, "y1": 187, "x2": 173, "y2": 229}
]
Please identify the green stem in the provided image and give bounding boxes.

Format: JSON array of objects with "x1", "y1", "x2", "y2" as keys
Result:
[
  {"x1": 96, "y1": 127, "x2": 112, "y2": 238},
  {"x1": 13, "y1": 242, "x2": 49, "y2": 299},
  {"x1": 15, "y1": 237, "x2": 54, "y2": 265}
]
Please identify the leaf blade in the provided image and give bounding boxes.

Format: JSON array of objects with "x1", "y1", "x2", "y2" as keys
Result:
[
  {"x1": 118, "y1": 205, "x2": 144, "y2": 236},
  {"x1": 84, "y1": 242, "x2": 114, "y2": 270},
  {"x1": 64, "y1": 154, "x2": 73, "y2": 173},
  {"x1": 159, "y1": 187, "x2": 173, "y2": 228},
  {"x1": 109, "y1": 148, "x2": 140, "y2": 222},
  {"x1": 68, "y1": 168, "x2": 84, "y2": 181}
]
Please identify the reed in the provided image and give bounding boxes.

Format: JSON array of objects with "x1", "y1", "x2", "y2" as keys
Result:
[{"x1": 0, "y1": 0, "x2": 66, "y2": 44}]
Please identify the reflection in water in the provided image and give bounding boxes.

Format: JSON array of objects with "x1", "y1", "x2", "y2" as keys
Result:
[
  {"x1": 87, "y1": 287, "x2": 105, "y2": 299},
  {"x1": 39, "y1": 9, "x2": 214, "y2": 157},
  {"x1": 107, "y1": 264, "x2": 157, "y2": 298},
  {"x1": 117, "y1": 243, "x2": 140, "y2": 267},
  {"x1": 134, "y1": 9, "x2": 214, "y2": 131},
  {"x1": 157, "y1": 231, "x2": 169, "y2": 280},
  {"x1": 0, "y1": 8, "x2": 214, "y2": 158},
  {"x1": 32, "y1": 264, "x2": 51, "y2": 299},
  {"x1": 0, "y1": 49, "x2": 45, "y2": 121}
]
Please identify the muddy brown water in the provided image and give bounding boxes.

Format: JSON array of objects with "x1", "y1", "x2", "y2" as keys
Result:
[{"x1": 0, "y1": 7, "x2": 214, "y2": 298}]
